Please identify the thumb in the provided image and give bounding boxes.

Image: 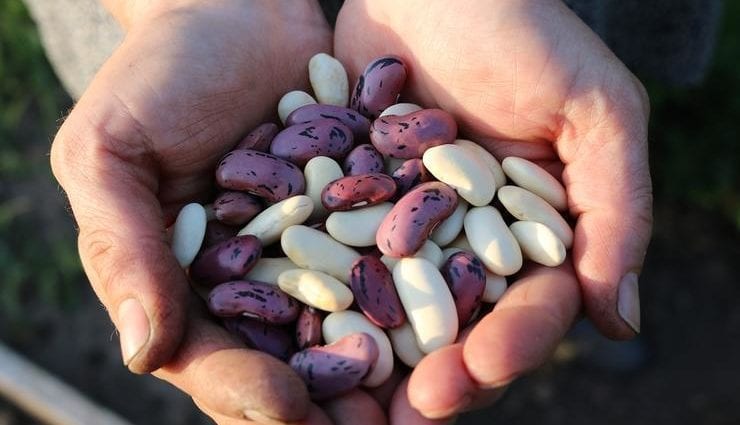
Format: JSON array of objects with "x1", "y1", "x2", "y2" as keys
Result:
[
  {"x1": 558, "y1": 72, "x2": 652, "y2": 339},
  {"x1": 51, "y1": 93, "x2": 188, "y2": 374}
]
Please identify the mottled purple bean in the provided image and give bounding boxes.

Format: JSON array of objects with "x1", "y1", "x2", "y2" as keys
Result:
[
  {"x1": 321, "y1": 173, "x2": 397, "y2": 211},
  {"x1": 376, "y1": 182, "x2": 458, "y2": 257},
  {"x1": 441, "y1": 251, "x2": 486, "y2": 326},
  {"x1": 295, "y1": 306, "x2": 324, "y2": 350},
  {"x1": 190, "y1": 235, "x2": 262, "y2": 287},
  {"x1": 208, "y1": 280, "x2": 300, "y2": 324},
  {"x1": 289, "y1": 332, "x2": 379, "y2": 401},
  {"x1": 212, "y1": 191, "x2": 262, "y2": 226},
  {"x1": 223, "y1": 317, "x2": 295, "y2": 361},
  {"x1": 216, "y1": 149, "x2": 305, "y2": 203},
  {"x1": 286, "y1": 104, "x2": 371, "y2": 142},
  {"x1": 391, "y1": 158, "x2": 433, "y2": 199},
  {"x1": 350, "y1": 255, "x2": 405, "y2": 329},
  {"x1": 343, "y1": 144, "x2": 384, "y2": 176},
  {"x1": 270, "y1": 119, "x2": 354, "y2": 167},
  {"x1": 203, "y1": 220, "x2": 239, "y2": 248},
  {"x1": 235, "y1": 122, "x2": 279, "y2": 152},
  {"x1": 351, "y1": 56, "x2": 407, "y2": 120},
  {"x1": 370, "y1": 109, "x2": 457, "y2": 159}
]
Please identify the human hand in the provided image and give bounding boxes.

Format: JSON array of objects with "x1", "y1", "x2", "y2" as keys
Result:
[
  {"x1": 335, "y1": 0, "x2": 652, "y2": 421},
  {"x1": 48, "y1": 1, "x2": 364, "y2": 423}
]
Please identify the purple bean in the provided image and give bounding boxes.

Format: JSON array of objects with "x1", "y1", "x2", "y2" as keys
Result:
[
  {"x1": 223, "y1": 317, "x2": 295, "y2": 361},
  {"x1": 190, "y1": 235, "x2": 262, "y2": 287},
  {"x1": 350, "y1": 256, "x2": 405, "y2": 329},
  {"x1": 391, "y1": 158, "x2": 433, "y2": 199},
  {"x1": 441, "y1": 251, "x2": 486, "y2": 326},
  {"x1": 321, "y1": 173, "x2": 396, "y2": 211},
  {"x1": 351, "y1": 56, "x2": 407, "y2": 120},
  {"x1": 270, "y1": 119, "x2": 354, "y2": 167},
  {"x1": 289, "y1": 332, "x2": 379, "y2": 401},
  {"x1": 203, "y1": 220, "x2": 239, "y2": 248},
  {"x1": 295, "y1": 306, "x2": 324, "y2": 350},
  {"x1": 343, "y1": 144, "x2": 384, "y2": 176},
  {"x1": 376, "y1": 182, "x2": 458, "y2": 257},
  {"x1": 208, "y1": 280, "x2": 300, "y2": 324},
  {"x1": 215, "y1": 149, "x2": 305, "y2": 203},
  {"x1": 286, "y1": 104, "x2": 371, "y2": 142},
  {"x1": 235, "y1": 122, "x2": 279, "y2": 152},
  {"x1": 213, "y1": 191, "x2": 262, "y2": 226},
  {"x1": 370, "y1": 109, "x2": 457, "y2": 159}
]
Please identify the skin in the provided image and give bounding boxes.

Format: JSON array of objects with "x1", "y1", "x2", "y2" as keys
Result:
[{"x1": 50, "y1": 0, "x2": 651, "y2": 423}]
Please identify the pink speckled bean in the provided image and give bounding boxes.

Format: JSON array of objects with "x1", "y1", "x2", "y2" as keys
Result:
[
  {"x1": 289, "y1": 332, "x2": 379, "y2": 401},
  {"x1": 190, "y1": 235, "x2": 262, "y2": 287},
  {"x1": 391, "y1": 158, "x2": 433, "y2": 199},
  {"x1": 207, "y1": 280, "x2": 300, "y2": 324},
  {"x1": 235, "y1": 122, "x2": 279, "y2": 152},
  {"x1": 351, "y1": 56, "x2": 407, "y2": 120},
  {"x1": 203, "y1": 221, "x2": 239, "y2": 248},
  {"x1": 270, "y1": 119, "x2": 353, "y2": 167},
  {"x1": 295, "y1": 306, "x2": 324, "y2": 350},
  {"x1": 441, "y1": 251, "x2": 486, "y2": 326},
  {"x1": 370, "y1": 109, "x2": 457, "y2": 159},
  {"x1": 223, "y1": 316, "x2": 295, "y2": 361},
  {"x1": 286, "y1": 104, "x2": 371, "y2": 142},
  {"x1": 343, "y1": 144, "x2": 384, "y2": 176},
  {"x1": 321, "y1": 173, "x2": 396, "y2": 211},
  {"x1": 215, "y1": 149, "x2": 305, "y2": 203},
  {"x1": 212, "y1": 191, "x2": 262, "y2": 226},
  {"x1": 350, "y1": 255, "x2": 405, "y2": 329},
  {"x1": 376, "y1": 182, "x2": 458, "y2": 257}
]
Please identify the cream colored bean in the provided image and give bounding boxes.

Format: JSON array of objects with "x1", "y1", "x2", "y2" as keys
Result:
[
  {"x1": 278, "y1": 269, "x2": 353, "y2": 312},
  {"x1": 277, "y1": 90, "x2": 317, "y2": 124},
  {"x1": 308, "y1": 53, "x2": 349, "y2": 107},
  {"x1": 423, "y1": 144, "x2": 496, "y2": 206},
  {"x1": 304, "y1": 156, "x2": 344, "y2": 221},
  {"x1": 509, "y1": 221, "x2": 566, "y2": 267},
  {"x1": 384, "y1": 156, "x2": 406, "y2": 175},
  {"x1": 281, "y1": 225, "x2": 360, "y2": 283},
  {"x1": 446, "y1": 233, "x2": 473, "y2": 251},
  {"x1": 381, "y1": 240, "x2": 444, "y2": 270},
  {"x1": 431, "y1": 199, "x2": 468, "y2": 246},
  {"x1": 323, "y1": 311, "x2": 394, "y2": 387},
  {"x1": 387, "y1": 321, "x2": 425, "y2": 367},
  {"x1": 502, "y1": 157, "x2": 567, "y2": 211},
  {"x1": 379, "y1": 102, "x2": 422, "y2": 117},
  {"x1": 393, "y1": 258, "x2": 458, "y2": 353},
  {"x1": 326, "y1": 203, "x2": 393, "y2": 247},
  {"x1": 464, "y1": 206, "x2": 523, "y2": 276},
  {"x1": 245, "y1": 257, "x2": 298, "y2": 284},
  {"x1": 497, "y1": 185, "x2": 573, "y2": 248},
  {"x1": 453, "y1": 139, "x2": 506, "y2": 189},
  {"x1": 171, "y1": 203, "x2": 207, "y2": 267},
  {"x1": 441, "y1": 247, "x2": 508, "y2": 303},
  {"x1": 237, "y1": 195, "x2": 313, "y2": 245}
]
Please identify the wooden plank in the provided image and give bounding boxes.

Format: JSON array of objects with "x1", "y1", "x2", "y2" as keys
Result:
[{"x1": 0, "y1": 341, "x2": 134, "y2": 425}]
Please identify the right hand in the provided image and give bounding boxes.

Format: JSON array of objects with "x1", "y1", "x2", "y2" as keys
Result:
[{"x1": 49, "y1": 1, "x2": 379, "y2": 423}]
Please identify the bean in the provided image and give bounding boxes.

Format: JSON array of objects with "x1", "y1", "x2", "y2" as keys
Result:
[
  {"x1": 349, "y1": 255, "x2": 406, "y2": 329},
  {"x1": 321, "y1": 173, "x2": 397, "y2": 211},
  {"x1": 430, "y1": 199, "x2": 468, "y2": 247},
  {"x1": 423, "y1": 144, "x2": 497, "y2": 206},
  {"x1": 203, "y1": 220, "x2": 239, "y2": 248},
  {"x1": 245, "y1": 257, "x2": 298, "y2": 284},
  {"x1": 235, "y1": 122, "x2": 279, "y2": 152},
  {"x1": 171, "y1": 203, "x2": 207, "y2": 267},
  {"x1": 223, "y1": 317, "x2": 295, "y2": 361},
  {"x1": 380, "y1": 240, "x2": 444, "y2": 271},
  {"x1": 343, "y1": 144, "x2": 384, "y2": 176},
  {"x1": 278, "y1": 90, "x2": 316, "y2": 124},
  {"x1": 190, "y1": 235, "x2": 262, "y2": 287},
  {"x1": 295, "y1": 306, "x2": 324, "y2": 350},
  {"x1": 497, "y1": 185, "x2": 573, "y2": 248},
  {"x1": 278, "y1": 269, "x2": 354, "y2": 312},
  {"x1": 281, "y1": 225, "x2": 360, "y2": 284},
  {"x1": 212, "y1": 191, "x2": 262, "y2": 226},
  {"x1": 304, "y1": 156, "x2": 344, "y2": 221},
  {"x1": 370, "y1": 109, "x2": 457, "y2": 159},
  {"x1": 379, "y1": 102, "x2": 422, "y2": 118},
  {"x1": 326, "y1": 203, "x2": 393, "y2": 247},
  {"x1": 454, "y1": 139, "x2": 506, "y2": 189},
  {"x1": 351, "y1": 55, "x2": 407, "y2": 119},
  {"x1": 270, "y1": 119, "x2": 354, "y2": 167},
  {"x1": 237, "y1": 195, "x2": 313, "y2": 245},
  {"x1": 215, "y1": 149, "x2": 305, "y2": 203},
  {"x1": 207, "y1": 280, "x2": 300, "y2": 324},
  {"x1": 509, "y1": 221, "x2": 566, "y2": 267},
  {"x1": 440, "y1": 251, "x2": 486, "y2": 326},
  {"x1": 287, "y1": 104, "x2": 370, "y2": 142},
  {"x1": 309, "y1": 53, "x2": 349, "y2": 107},
  {"x1": 391, "y1": 158, "x2": 433, "y2": 199},
  {"x1": 464, "y1": 206, "x2": 523, "y2": 276},
  {"x1": 502, "y1": 157, "x2": 568, "y2": 211},
  {"x1": 387, "y1": 321, "x2": 425, "y2": 368},
  {"x1": 441, "y1": 247, "x2": 508, "y2": 303}
]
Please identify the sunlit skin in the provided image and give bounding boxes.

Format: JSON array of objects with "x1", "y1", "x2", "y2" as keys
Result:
[{"x1": 50, "y1": 0, "x2": 652, "y2": 424}]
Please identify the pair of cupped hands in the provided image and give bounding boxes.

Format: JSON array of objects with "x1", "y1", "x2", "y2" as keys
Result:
[{"x1": 50, "y1": 0, "x2": 652, "y2": 423}]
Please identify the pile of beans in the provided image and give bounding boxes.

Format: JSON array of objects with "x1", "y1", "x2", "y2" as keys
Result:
[{"x1": 169, "y1": 53, "x2": 572, "y2": 401}]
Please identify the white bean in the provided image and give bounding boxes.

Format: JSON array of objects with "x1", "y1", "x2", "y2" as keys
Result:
[
  {"x1": 387, "y1": 321, "x2": 426, "y2": 367},
  {"x1": 431, "y1": 199, "x2": 468, "y2": 246},
  {"x1": 326, "y1": 203, "x2": 393, "y2": 247},
  {"x1": 277, "y1": 90, "x2": 317, "y2": 124},
  {"x1": 423, "y1": 144, "x2": 496, "y2": 206},
  {"x1": 381, "y1": 240, "x2": 444, "y2": 270},
  {"x1": 502, "y1": 157, "x2": 567, "y2": 211},
  {"x1": 171, "y1": 203, "x2": 207, "y2": 267},
  {"x1": 497, "y1": 185, "x2": 573, "y2": 248},
  {"x1": 304, "y1": 156, "x2": 344, "y2": 221},
  {"x1": 245, "y1": 257, "x2": 298, "y2": 284},
  {"x1": 308, "y1": 53, "x2": 349, "y2": 107},
  {"x1": 379, "y1": 102, "x2": 422, "y2": 117},
  {"x1": 237, "y1": 195, "x2": 313, "y2": 245},
  {"x1": 509, "y1": 221, "x2": 566, "y2": 267},
  {"x1": 441, "y1": 247, "x2": 508, "y2": 303},
  {"x1": 464, "y1": 206, "x2": 523, "y2": 276},
  {"x1": 453, "y1": 139, "x2": 506, "y2": 189},
  {"x1": 281, "y1": 225, "x2": 360, "y2": 283},
  {"x1": 278, "y1": 269, "x2": 354, "y2": 312}
]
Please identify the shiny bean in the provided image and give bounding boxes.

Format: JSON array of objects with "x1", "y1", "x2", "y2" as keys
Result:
[
  {"x1": 207, "y1": 280, "x2": 300, "y2": 324},
  {"x1": 441, "y1": 251, "x2": 486, "y2": 326},
  {"x1": 343, "y1": 144, "x2": 384, "y2": 176},
  {"x1": 235, "y1": 122, "x2": 279, "y2": 152},
  {"x1": 350, "y1": 255, "x2": 406, "y2": 329},
  {"x1": 190, "y1": 235, "x2": 262, "y2": 287},
  {"x1": 296, "y1": 306, "x2": 324, "y2": 350},
  {"x1": 215, "y1": 149, "x2": 305, "y2": 203},
  {"x1": 321, "y1": 173, "x2": 397, "y2": 211},
  {"x1": 212, "y1": 191, "x2": 262, "y2": 226},
  {"x1": 391, "y1": 158, "x2": 433, "y2": 199},
  {"x1": 223, "y1": 317, "x2": 295, "y2": 361},
  {"x1": 286, "y1": 104, "x2": 370, "y2": 142},
  {"x1": 370, "y1": 109, "x2": 457, "y2": 159},
  {"x1": 270, "y1": 119, "x2": 354, "y2": 167},
  {"x1": 351, "y1": 55, "x2": 407, "y2": 119}
]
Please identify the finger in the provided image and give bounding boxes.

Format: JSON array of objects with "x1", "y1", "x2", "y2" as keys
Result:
[
  {"x1": 365, "y1": 365, "x2": 408, "y2": 410},
  {"x1": 322, "y1": 390, "x2": 386, "y2": 425},
  {"x1": 153, "y1": 300, "x2": 311, "y2": 423},
  {"x1": 194, "y1": 398, "x2": 332, "y2": 425},
  {"x1": 463, "y1": 263, "x2": 581, "y2": 387},
  {"x1": 557, "y1": 78, "x2": 652, "y2": 338},
  {"x1": 389, "y1": 377, "x2": 455, "y2": 425}
]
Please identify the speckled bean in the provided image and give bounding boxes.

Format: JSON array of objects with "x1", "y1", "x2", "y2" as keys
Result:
[
  {"x1": 286, "y1": 104, "x2": 370, "y2": 142},
  {"x1": 207, "y1": 280, "x2": 300, "y2": 324},
  {"x1": 441, "y1": 247, "x2": 508, "y2": 303},
  {"x1": 289, "y1": 332, "x2": 379, "y2": 401},
  {"x1": 343, "y1": 144, "x2": 384, "y2": 176},
  {"x1": 203, "y1": 220, "x2": 239, "y2": 248},
  {"x1": 190, "y1": 235, "x2": 262, "y2": 287},
  {"x1": 321, "y1": 173, "x2": 397, "y2": 211},
  {"x1": 212, "y1": 191, "x2": 262, "y2": 226},
  {"x1": 296, "y1": 306, "x2": 323, "y2": 350},
  {"x1": 235, "y1": 122, "x2": 279, "y2": 152},
  {"x1": 215, "y1": 149, "x2": 305, "y2": 203},
  {"x1": 376, "y1": 182, "x2": 458, "y2": 257},
  {"x1": 350, "y1": 255, "x2": 405, "y2": 329},
  {"x1": 270, "y1": 119, "x2": 354, "y2": 167},
  {"x1": 441, "y1": 252, "x2": 486, "y2": 326},
  {"x1": 223, "y1": 317, "x2": 295, "y2": 361},
  {"x1": 391, "y1": 158, "x2": 433, "y2": 199},
  {"x1": 370, "y1": 109, "x2": 457, "y2": 159},
  {"x1": 351, "y1": 55, "x2": 407, "y2": 119}
]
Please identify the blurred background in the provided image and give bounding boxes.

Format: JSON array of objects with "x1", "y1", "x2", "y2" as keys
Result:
[{"x1": 0, "y1": 0, "x2": 738, "y2": 424}]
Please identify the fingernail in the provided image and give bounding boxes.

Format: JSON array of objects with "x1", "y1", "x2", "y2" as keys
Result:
[
  {"x1": 117, "y1": 298, "x2": 150, "y2": 365},
  {"x1": 617, "y1": 272, "x2": 641, "y2": 334}
]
